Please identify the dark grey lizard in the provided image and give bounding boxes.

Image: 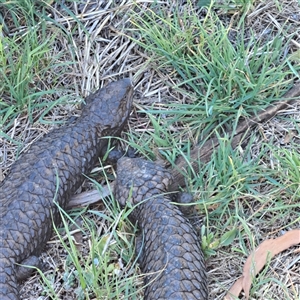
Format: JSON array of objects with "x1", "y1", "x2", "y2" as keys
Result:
[
  {"x1": 115, "y1": 157, "x2": 208, "y2": 300},
  {"x1": 0, "y1": 79, "x2": 134, "y2": 299}
]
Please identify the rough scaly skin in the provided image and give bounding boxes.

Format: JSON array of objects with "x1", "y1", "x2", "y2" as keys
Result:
[
  {"x1": 115, "y1": 157, "x2": 208, "y2": 300},
  {"x1": 0, "y1": 79, "x2": 133, "y2": 300}
]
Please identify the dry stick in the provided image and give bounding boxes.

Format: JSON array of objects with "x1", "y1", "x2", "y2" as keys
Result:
[
  {"x1": 169, "y1": 82, "x2": 300, "y2": 191},
  {"x1": 67, "y1": 184, "x2": 114, "y2": 208},
  {"x1": 68, "y1": 82, "x2": 300, "y2": 208}
]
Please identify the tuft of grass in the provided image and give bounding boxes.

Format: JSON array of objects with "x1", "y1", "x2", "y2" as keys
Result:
[
  {"x1": 0, "y1": 1, "x2": 78, "y2": 134},
  {"x1": 1, "y1": 28, "x2": 53, "y2": 113},
  {"x1": 0, "y1": 0, "x2": 47, "y2": 30},
  {"x1": 273, "y1": 148, "x2": 300, "y2": 197},
  {"x1": 129, "y1": 2, "x2": 298, "y2": 142},
  {"x1": 35, "y1": 192, "x2": 142, "y2": 299}
]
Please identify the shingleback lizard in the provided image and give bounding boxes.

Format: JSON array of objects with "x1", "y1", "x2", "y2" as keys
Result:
[{"x1": 0, "y1": 79, "x2": 133, "y2": 299}]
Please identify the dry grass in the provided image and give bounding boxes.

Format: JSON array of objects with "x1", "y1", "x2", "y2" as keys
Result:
[{"x1": 0, "y1": 0, "x2": 299, "y2": 299}]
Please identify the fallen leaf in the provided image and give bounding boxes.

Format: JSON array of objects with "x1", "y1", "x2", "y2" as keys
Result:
[{"x1": 225, "y1": 229, "x2": 300, "y2": 300}]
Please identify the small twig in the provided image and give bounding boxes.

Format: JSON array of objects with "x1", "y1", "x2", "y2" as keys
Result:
[{"x1": 67, "y1": 182, "x2": 114, "y2": 208}]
